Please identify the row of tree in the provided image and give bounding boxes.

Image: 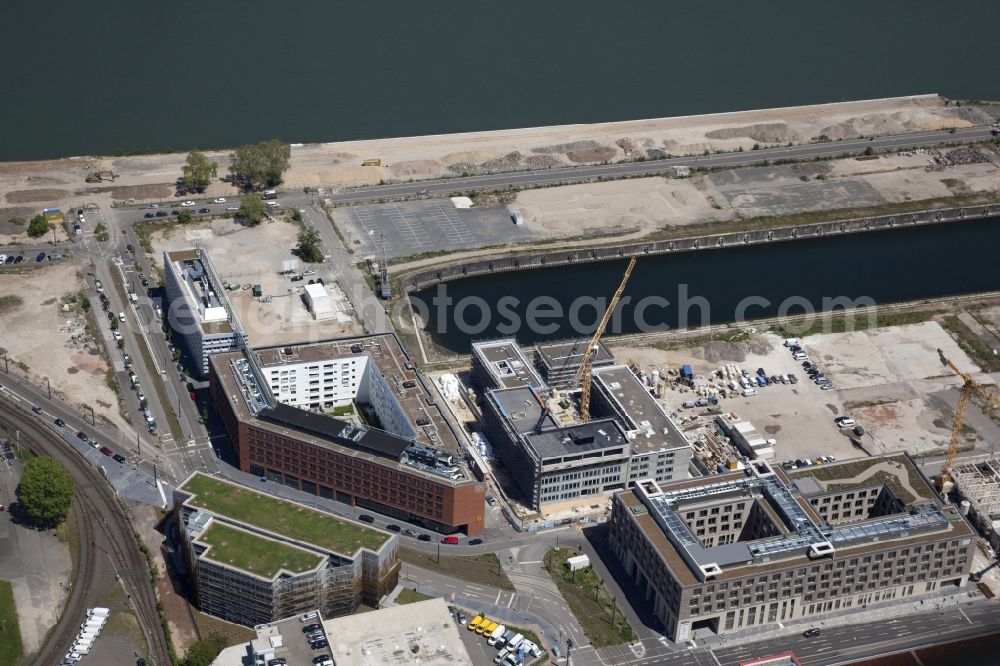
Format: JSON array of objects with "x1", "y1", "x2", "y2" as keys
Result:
[{"x1": 181, "y1": 139, "x2": 291, "y2": 193}]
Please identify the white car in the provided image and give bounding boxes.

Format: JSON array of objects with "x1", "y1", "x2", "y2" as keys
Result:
[
  {"x1": 118, "y1": 312, "x2": 126, "y2": 322},
  {"x1": 112, "y1": 331, "x2": 122, "y2": 341},
  {"x1": 834, "y1": 416, "x2": 856, "y2": 428},
  {"x1": 0, "y1": 255, "x2": 6, "y2": 263},
  {"x1": 213, "y1": 197, "x2": 226, "y2": 204},
  {"x1": 303, "y1": 269, "x2": 316, "y2": 276},
  {"x1": 148, "y1": 203, "x2": 159, "y2": 209},
  {"x1": 181, "y1": 200, "x2": 195, "y2": 207},
  {"x1": 226, "y1": 206, "x2": 239, "y2": 211}
]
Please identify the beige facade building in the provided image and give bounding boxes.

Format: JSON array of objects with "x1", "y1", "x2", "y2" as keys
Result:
[{"x1": 610, "y1": 455, "x2": 976, "y2": 642}]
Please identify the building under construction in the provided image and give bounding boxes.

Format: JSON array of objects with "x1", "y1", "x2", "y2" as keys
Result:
[
  {"x1": 473, "y1": 339, "x2": 695, "y2": 510},
  {"x1": 952, "y1": 453, "x2": 1000, "y2": 549},
  {"x1": 173, "y1": 472, "x2": 399, "y2": 627}
]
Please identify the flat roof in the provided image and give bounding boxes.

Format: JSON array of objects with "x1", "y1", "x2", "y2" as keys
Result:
[
  {"x1": 534, "y1": 338, "x2": 614, "y2": 369},
  {"x1": 525, "y1": 419, "x2": 628, "y2": 460},
  {"x1": 196, "y1": 521, "x2": 324, "y2": 579},
  {"x1": 321, "y1": 598, "x2": 472, "y2": 666},
  {"x1": 255, "y1": 334, "x2": 461, "y2": 452},
  {"x1": 259, "y1": 402, "x2": 411, "y2": 461},
  {"x1": 213, "y1": 352, "x2": 476, "y2": 487},
  {"x1": 487, "y1": 386, "x2": 558, "y2": 434},
  {"x1": 165, "y1": 248, "x2": 238, "y2": 336},
  {"x1": 592, "y1": 365, "x2": 690, "y2": 453},
  {"x1": 618, "y1": 456, "x2": 972, "y2": 586},
  {"x1": 178, "y1": 472, "x2": 390, "y2": 557},
  {"x1": 472, "y1": 339, "x2": 546, "y2": 389}
]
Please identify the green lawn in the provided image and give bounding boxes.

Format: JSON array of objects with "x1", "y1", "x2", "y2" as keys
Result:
[
  {"x1": 0, "y1": 580, "x2": 24, "y2": 666},
  {"x1": 543, "y1": 548, "x2": 635, "y2": 648},
  {"x1": 395, "y1": 587, "x2": 433, "y2": 605},
  {"x1": 180, "y1": 473, "x2": 389, "y2": 555},
  {"x1": 400, "y1": 548, "x2": 514, "y2": 591},
  {"x1": 198, "y1": 523, "x2": 323, "y2": 578}
]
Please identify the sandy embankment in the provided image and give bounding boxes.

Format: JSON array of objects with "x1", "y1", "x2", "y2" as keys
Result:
[{"x1": 0, "y1": 95, "x2": 991, "y2": 224}]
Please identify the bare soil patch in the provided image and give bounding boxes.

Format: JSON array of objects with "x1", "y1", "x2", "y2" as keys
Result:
[{"x1": 5, "y1": 188, "x2": 70, "y2": 203}]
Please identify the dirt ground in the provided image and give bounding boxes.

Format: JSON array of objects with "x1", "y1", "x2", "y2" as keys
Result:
[
  {"x1": 608, "y1": 321, "x2": 995, "y2": 465},
  {"x1": 149, "y1": 218, "x2": 361, "y2": 347},
  {"x1": 0, "y1": 95, "x2": 987, "y2": 220},
  {"x1": 0, "y1": 261, "x2": 127, "y2": 429}
]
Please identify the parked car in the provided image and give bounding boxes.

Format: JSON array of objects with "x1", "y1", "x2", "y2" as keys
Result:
[
  {"x1": 469, "y1": 538, "x2": 483, "y2": 545},
  {"x1": 112, "y1": 453, "x2": 126, "y2": 464},
  {"x1": 99, "y1": 447, "x2": 113, "y2": 457},
  {"x1": 214, "y1": 197, "x2": 227, "y2": 204},
  {"x1": 54, "y1": 418, "x2": 65, "y2": 427},
  {"x1": 804, "y1": 628, "x2": 821, "y2": 638},
  {"x1": 787, "y1": 373, "x2": 798, "y2": 384},
  {"x1": 36, "y1": 252, "x2": 46, "y2": 262},
  {"x1": 486, "y1": 496, "x2": 497, "y2": 506},
  {"x1": 198, "y1": 208, "x2": 210, "y2": 214},
  {"x1": 181, "y1": 200, "x2": 195, "y2": 207},
  {"x1": 385, "y1": 524, "x2": 401, "y2": 532},
  {"x1": 418, "y1": 534, "x2": 432, "y2": 542},
  {"x1": 76, "y1": 431, "x2": 89, "y2": 442},
  {"x1": 148, "y1": 203, "x2": 160, "y2": 209},
  {"x1": 820, "y1": 383, "x2": 835, "y2": 390},
  {"x1": 834, "y1": 416, "x2": 856, "y2": 428},
  {"x1": 403, "y1": 528, "x2": 417, "y2": 538},
  {"x1": 155, "y1": 211, "x2": 168, "y2": 217},
  {"x1": 357, "y1": 514, "x2": 374, "y2": 524},
  {"x1": 13, "y1": 255, "x2": 22, "y2": 264},
  {"x1": 302, "y1": 624, "x2": 322, "y2": 633}
]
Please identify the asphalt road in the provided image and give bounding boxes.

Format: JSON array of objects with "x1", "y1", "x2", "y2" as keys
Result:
[
  {"x1": 327, "y1": 126, "x2": 995, "y2": 204},
  {"x1": 0, "y1": 400, "x2": 169, "y2": 666}
]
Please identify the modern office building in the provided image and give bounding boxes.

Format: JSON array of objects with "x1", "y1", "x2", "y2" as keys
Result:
[
  {"x1": 163, "y1": 248, "x2": 247, "y2": 378},
  {"x1": 533, "y1": 338, "x2": 614, "y2": 389},
  {"x1": 610, "y1": 455, "x2": 975, "y2": 642},
  {"x1": 173, "y1": 472, "x2": 399, "y2": 627},
  {"x1": 471, "y1": 338, "x2": 546, "y2": 392},
  {"x1": 474, "y1": 340, "x2": 694, "y2": 510},
  {"x1": 210, "y1": 333, "x2": 487, "y2": 535}
]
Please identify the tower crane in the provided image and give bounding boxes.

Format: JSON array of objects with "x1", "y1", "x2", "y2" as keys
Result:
[
  {"x1": 575, "y1": 256, "x2": 637, "y2": 421},
  {"x1": 936, "y1": 347, "x2": 1000, "y2": 490}
]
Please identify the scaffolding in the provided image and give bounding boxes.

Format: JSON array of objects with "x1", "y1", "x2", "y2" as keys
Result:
[{"x1": 952, "y1": 453, "x2": 1000, "y2": 522}]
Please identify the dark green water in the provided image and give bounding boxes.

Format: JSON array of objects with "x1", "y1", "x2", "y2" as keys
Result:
[
  {"x1": 412, "y1": 218, "x2": 1000, "y2": 352},
  {"x1": 4, "y1": 1, "x2": 999, "y2": 160}
]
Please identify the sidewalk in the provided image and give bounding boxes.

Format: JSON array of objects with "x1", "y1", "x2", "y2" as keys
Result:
[{"x1": 694, "y1": 585, "x2": 988, "y2": 649}]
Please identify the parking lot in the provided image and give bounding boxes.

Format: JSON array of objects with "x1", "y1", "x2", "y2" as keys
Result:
[{"x1": 332, "y1": 200, "x2": 542, "y2": 259}]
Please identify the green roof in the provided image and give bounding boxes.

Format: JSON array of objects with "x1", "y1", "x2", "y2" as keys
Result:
[
  {"x1": 198, "y1": 522, "x2": 324, "y2": 578},
  {"x1": 180, "y1": 473, "x2": 390, "y2": 555}
]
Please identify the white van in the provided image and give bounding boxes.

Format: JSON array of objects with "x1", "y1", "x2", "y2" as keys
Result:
[
  {"x1": 784, "y1": 338, "x2": 800, "y2": 347},
  {"x1": 742, "y1": 387, "x2": 757, "y2": 396},
  {"x1": 493, "y1": 647, "x2": 510, "y2": 665},
  {"x1": 507, "y1": 633, "x2": 524, "y2": 651},
  {"x1": 88, "y1": 607, "x2": 110, "y2": 617},
  {"x1": 488, "y1": 624, "x2": 506, "y2": 646}
]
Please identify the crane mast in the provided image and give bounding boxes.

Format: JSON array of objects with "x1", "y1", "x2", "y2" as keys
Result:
[
  {"x1": 575, "y1": 256, "x2": 637, "y2": 421},
  {"x1": 936, "y1": 348, "x2": 1000, "y2": 489}
]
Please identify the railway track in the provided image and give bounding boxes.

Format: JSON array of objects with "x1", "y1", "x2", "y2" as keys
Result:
[{"x1": 0, "y1": 399, "x2": 170, "y2": 666}]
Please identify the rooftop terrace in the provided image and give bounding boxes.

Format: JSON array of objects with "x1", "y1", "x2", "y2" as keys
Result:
[{"x1": 179, "y1": 473, "x2": 390, "y2": 556}]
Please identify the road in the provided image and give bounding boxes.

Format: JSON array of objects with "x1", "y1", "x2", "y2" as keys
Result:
[
  {"x1": 0, "y1": 400, "x2": 169, "y2": 666},
  {"x1": 325, "y1": 126, "x2": 996, "y2": 204}
]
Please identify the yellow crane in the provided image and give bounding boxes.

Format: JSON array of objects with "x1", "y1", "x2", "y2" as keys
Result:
[
  {"x1": 936, "y1": 347, "x2": 1000, "y2": 489},
  {"x1": 575, "y1": 256, "x2": 637, "y2": 421}
]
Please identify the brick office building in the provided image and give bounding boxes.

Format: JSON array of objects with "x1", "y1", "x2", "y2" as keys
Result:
[{"x1": 210, "y1": 334, "x2": 487, "y2": 536}]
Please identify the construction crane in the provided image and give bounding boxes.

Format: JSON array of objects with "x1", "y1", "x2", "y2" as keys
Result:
[
  {"x1": 936, "y1": 347, "x2": 1000, "y2": 490},
  {"x1": 575, "y1": 256, "x2": 637, "y2": 421}
]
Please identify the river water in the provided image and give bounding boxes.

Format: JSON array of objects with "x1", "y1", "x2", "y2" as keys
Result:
[
  {"x1": 411, "y1": 218, "x2": 1000, "y2": 352},
  {"x1": 3, "y1": 1, "x2": 999, "y2": 160}
]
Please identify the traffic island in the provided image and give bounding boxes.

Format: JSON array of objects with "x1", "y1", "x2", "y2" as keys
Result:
[{"x1": 543, "y1": 547, "x2": 636, "y2": 647}]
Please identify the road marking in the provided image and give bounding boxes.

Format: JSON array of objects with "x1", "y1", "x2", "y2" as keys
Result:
[
  {"x1": 959, "y1": 607, "x2": 972, "y2": 624},
  {"x1": 495, "y1": 590, "x2": 502, "y2": 605}
]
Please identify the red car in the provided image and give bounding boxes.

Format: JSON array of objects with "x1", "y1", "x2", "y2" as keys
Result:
[
  {"x1": 99, "y1": 447, "x2": 113, "y2": 457},
  {"x1": 441, "y1": 535, "x2": 459, "y2": 545},
  {"x1": 189, "y1": 391, "x2": 197, "y2": 400}
]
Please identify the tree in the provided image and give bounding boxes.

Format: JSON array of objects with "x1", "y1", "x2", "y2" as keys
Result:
[
  {"x1": 27, "y1": 214, "x2": 50, "y2": 238},
  {"x1": 182, "y1": 150, "x2": 218, "y2": 192},
  {"x1": 181, "y1": 635, "x2": 228, "y2": 666},
  {"x1": 296, "y1": 227, "x2": 323, "y2": 263},
  {"x1": 228, "y1": 139, "x2": 291, "y2": 190},
  {"x1": 236, "y1": 195, "x2": 266, "y2": 226},
  {"x1": 177, "y1": 209, "x2": 194, "y2": 224},
  {"x1": 17, "y1": 457, "x2": 74, "y2": 527}
]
